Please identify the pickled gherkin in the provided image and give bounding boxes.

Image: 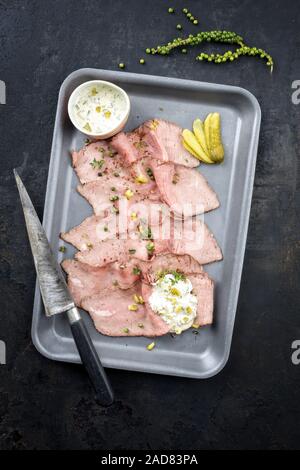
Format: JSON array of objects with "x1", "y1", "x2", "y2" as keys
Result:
[
  {"x1": 209, "y1": 113, "x2": 224, "y2": 163},
  {"x1": 182, "y1": 129, "x2": 214, "y2": 164},
  {"x1": 182, "y1": 112, "x2": 225, "y2": 164},
  {"x1": 193, "y1": 118, "x2": 210, "y2": 156}
]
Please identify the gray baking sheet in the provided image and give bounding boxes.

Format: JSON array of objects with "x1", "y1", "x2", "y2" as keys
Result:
[{"x1": 31, "y1": 68, "x2": 261, "y2": 378}]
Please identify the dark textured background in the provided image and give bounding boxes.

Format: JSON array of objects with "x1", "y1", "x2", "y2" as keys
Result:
[{"x1": 1, "y1": 0, "x2": 300, "y2": 450}]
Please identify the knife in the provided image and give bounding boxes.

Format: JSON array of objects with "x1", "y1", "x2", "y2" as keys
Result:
[{"x1": 14, "y1": 169, "x2": 114, "y2": 406}]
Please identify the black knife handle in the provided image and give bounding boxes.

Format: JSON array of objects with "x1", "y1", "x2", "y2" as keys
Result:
[{"x1": 69, "y1": 314, "x2": 114, "y2": 406}]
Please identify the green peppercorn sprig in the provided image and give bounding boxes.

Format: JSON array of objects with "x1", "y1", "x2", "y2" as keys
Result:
[
  {"x1": 146, "y1": 30, "x2": 273, "y2": 72},
  {"x1": 148, "y1": 31, "x2": 245, "y2": 56},
  {"x1": 196, "y1": 45, "x2": 273, "y2": 71},
  {"x1": 182, "y1": 7, "x2": 199, "y2": 25}
]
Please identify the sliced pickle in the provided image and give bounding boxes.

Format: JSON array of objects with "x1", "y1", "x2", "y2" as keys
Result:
[
  {"x1": 182, "y1": 129, "x2": 214, "y2": 164},
  {"x1": 209, "y1": 113, "x2": 224, "y2": 163},
  {"x1": 204, "y1": 113, "x2": 213, "y2": 154},
  {"x1": 182, "y1": 140, "x2": 200, "y2": 159},
  {"x1": 193, "y1": 118, "x2": 210, "y2": 156}
]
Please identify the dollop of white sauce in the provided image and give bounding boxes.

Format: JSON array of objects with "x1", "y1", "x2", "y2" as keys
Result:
[
  {"x1": 73, "y1": 84, "x2": 127, "y2": 134},
  {"x1": 149, "y1": 274, "x2": 198, "y2": 334}
]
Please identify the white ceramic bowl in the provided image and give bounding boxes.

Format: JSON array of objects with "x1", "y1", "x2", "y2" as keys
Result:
[{"x1": 68, "y1": 80, "x2": 130, "y2": 139}]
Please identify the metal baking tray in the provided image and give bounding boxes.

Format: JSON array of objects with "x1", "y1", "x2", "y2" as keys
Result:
[{"x1": 31, "y1": 68, "x2": 261, "y2": 378}]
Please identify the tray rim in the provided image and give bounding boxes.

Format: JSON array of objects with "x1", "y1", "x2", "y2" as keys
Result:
[{"x1": 31, "y1": 67, "x2": 261, "y2": 379}]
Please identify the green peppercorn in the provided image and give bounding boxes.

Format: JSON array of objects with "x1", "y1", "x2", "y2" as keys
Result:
[
  {"x1": 139, "y1": 58, "x2": 145, "y2": 64},
  {"x1": 181, "y1": 48, "x2": 187, "y2": 53},
  {"x1": 168, "y1": 7, "x2": 174, "y2": 13},
  {"x1": 145, "y1": 48, "x2": 151, "y2": 54},
  {"x1": 176, "y1": 24, "x2": 182, "y2": 30},
  {"x1": 182, "y1": 8, "x2": 188, "y2": 13},
  {"x1": 193, "y1": 19, "x2": 198, "y2": 25},
  {"x1": 118, "y1": 63, "x2": 125, "y2": 69}
]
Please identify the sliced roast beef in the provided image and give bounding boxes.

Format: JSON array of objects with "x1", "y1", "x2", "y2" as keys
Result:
[
  {"x1": 111, "y1": 119, "x2": 199, "y2": 168},
  {"x1": 81, "y1": 285, "x2": 170, "y2": 337},
  {"x1": 189, "y1": 273, "x2": 214, "y2": 326},
  {"x1": 150, "y1": 161, "x2": 219, "y2": 217},
  {"x1": 111, "y1": 131, "x2": 141, "y2": 165},
  {"x1": 75, "y1": 238, "x2": 150, "y2": 267},
  {"x1": 72, "y1": 141, "x2": 129, "y2": 184},
  {"x1": 170, "y1": 218, "x2": 223, "y2": 265},
  {"x1": 61, "y1": 213, "x2": 121, "y2": 250},
  {"x1": 140, "y1": 119, "x2": 199, "y2": 168},
  {"x1": 62, "y1": 259, "x2": 139, "y2": 307},
  {"x1": 61, "y1": 259, "x2": 139, "y2": 306},
  {"x1": 140, "y1": 253, "x2": 204, "y2": 284},
  {"x1": 78, "y1": 175, "x2": 159, "y2": 215}
]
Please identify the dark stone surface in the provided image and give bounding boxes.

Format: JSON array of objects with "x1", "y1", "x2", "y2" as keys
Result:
[{"x1": 0, "y1": 0, "x2": 300, "y2": 450}]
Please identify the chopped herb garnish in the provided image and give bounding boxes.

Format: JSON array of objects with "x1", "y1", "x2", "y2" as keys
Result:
[
  {"x1": 133, "y1": 140, "x2": 147, "y2": 150},
  {"x1": 109, "y1": 195, "x2": 119, "y2": 202},
  {"x1": 122, "y1": 327, "x2": 130, "y2": 333},
  {"x1": 113, "y1": 172, "x2": 120, "y2": 177},
  {"x1": 98, "y1": 147, "x2": 105, "y2": 153},
  {"x1": 158, "y1": 269, "x2": 186, "y2": 282},
  {"x1": 91, "y1": 87, "x2": 98, "y2": 96},
  {"x1": 146, "y1": 241, "x2": 155, "y2": 254},
  {"x1": 90, "y1": 158, "x2": 104, "y2": 170},
  {"x1": 147, "y1": 342, "x2": 156, "y2": 351},
  {"x1": 146, "y1": 167, "x2": 154, "y2": 180},
  {"x1": 112, "y1": 206, "x2": 119, "y2": 214},
  {"x1": 59, "y1": 246, "x2": 66, "y2": 253},
  {"x1": 128, "y1": 248, "x2": 136, "y2": 255},
  {"x1": 133, "y1": 266, "x2": 142, "y2": 275},
  {"x1": 139, "y1": 224, "x2": 152, "y2": 240}
]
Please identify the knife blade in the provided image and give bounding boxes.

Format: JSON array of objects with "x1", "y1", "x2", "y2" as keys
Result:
[{"x1": 14, "y1": 169, "x2": 114, "y2": 406}]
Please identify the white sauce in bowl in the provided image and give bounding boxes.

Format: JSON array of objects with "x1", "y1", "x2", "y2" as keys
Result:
[
  {"x1": 68, "y1": 81, "x2": 130, "y2": 137},
  {"x1": 149, "y1": 273, "x2": 198, "y2": 334}
]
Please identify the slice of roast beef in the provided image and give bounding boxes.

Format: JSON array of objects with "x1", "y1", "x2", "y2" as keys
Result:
[
  {"x1": 60, "y1": 213, "x2": 121, "y2": 250},
  {"x1": 111, "y1": 131, "x2": 141, "y2": 165},
  {"x1": 61, "y1": 259, "x2": 139, "y2": 306},
  {"x1": 111, "y1": 120, "x2": 199, "y2": 168},
  {"x1": 140, "y1": 253, "x2": 204, "y2": 284},
  {"x1": 170, "y1": 218, "x2": 223, "y2": 265},
  {"x1": 188, "y1": 273, "x2": 214, "y2": 326},
  {"x1": 78, "y1": 175, "x2": 159, "y2": 215},
  {"x1": 61, "y1": 200, "x2": 169, "y2": 252},
  {"x1": 72, "y1": 141, "x2": 129, "y2": 184},
  {"x1": 75, "y1": 238, "x2": 150, "y2": 267},
  {"x1": 81, "y1": 285, "x2": 170, "y2": 337},
  {"x1": 140, "y1": 119, "x2": 199, "y2": 168},
  {"x1": 150, "y1": 161, "x2": 219, "y2": 217}
]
